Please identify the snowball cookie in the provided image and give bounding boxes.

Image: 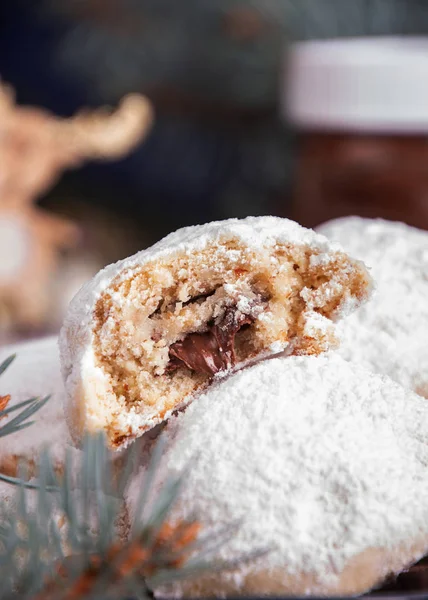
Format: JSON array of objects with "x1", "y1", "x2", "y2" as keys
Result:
[
  {"x1": 0, "y1": 336, "x2": 79, "y2": 478},
  {"x1": 59, "y1": 216, "x2": 371, "y2": 450},
  {"x1": 317, "y1": 217, "x2": 428, "y2": 398},
  {"x1": 127, "y1": 354, "x2": 428, "y2": 598}
]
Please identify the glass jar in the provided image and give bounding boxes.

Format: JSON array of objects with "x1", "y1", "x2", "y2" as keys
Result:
[{"x1": 285, "y1": 38, "x2": 428, "y2": 230}]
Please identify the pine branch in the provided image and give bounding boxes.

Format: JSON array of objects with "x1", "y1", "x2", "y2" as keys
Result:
[
  {"x1": 0, "y1": 354, "x2": 16, "y2": 376},
  {"x1": 0, "y1": 354, "x2": 50, "y2": 446},
  {"x1": 0, "y1": 353, "x2": 266, "y2": 598},
  {"x1": 0, "y1": 433, "x2": 261, "y2": 600}
]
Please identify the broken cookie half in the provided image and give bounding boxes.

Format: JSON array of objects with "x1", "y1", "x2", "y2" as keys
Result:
[{"x1": 59, "y1": 216, "x2": 372, "y2": 449}]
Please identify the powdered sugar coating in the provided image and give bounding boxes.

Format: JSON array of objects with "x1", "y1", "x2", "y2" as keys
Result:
[
  {"x1": 317, "y1": 217, "x2": 428, "y2": 396},
  {"x1": 130, "y1": 354, "x2": 428, "y2": 596},
  {"x1": 59, "y1": 216, "x2": 354, "y2": 446},
  {"x1": 0, "y1": 337, "x2": 78, "y2": 470}
]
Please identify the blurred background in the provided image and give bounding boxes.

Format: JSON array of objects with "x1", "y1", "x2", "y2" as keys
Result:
[{"x1": 1, "y1": 0, "x2": 428, "y2": 344}]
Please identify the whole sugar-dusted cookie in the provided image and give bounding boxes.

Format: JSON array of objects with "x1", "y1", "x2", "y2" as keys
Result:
[
  {"x1": 0, "y1": 337, "x2": 78, "y2": 478},
  {"x1": 317, "y1": 217, "x2": 428, "y2": 398},
  {"x1": 59, "y1": 216, "x2": 371, "y2": 449},
  {"x1": 126, "y1": 355, "x2": 428, "y2": 598}
]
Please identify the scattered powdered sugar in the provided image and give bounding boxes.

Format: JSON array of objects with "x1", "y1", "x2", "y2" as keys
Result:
[
  {"x1": 0, "y1": 337, "x2": 78, "y2": 468},
  {"x1": 309, "y1": 252, "x2": 337, "y2": 268},
  {"x1": 302, "y1": 310, "x2": 333, "y2": 337},
  {"x1": 269, "y1": 340, "x2": 286, "y2": 354},
  {"x1": 317, "y1": 217, "x2": 428, "y2": 396},
  {"x1": 221, "y1": 283, "x2": 265, "y2": 319},
  {"x1": 130, "y1": 354, "x2": 428, "y2": 595}
]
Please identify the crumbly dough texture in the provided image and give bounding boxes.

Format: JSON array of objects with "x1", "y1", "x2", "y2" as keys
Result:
[
  {"x1": 317, "y1": 217, "x2": 428, "y2": 398},
  {"x1": 0, "y1": 336, "x2": 80, "y2": 478},
  {"x1": 126, "y1": 355, "x2": 428, "y2": 598},
  {"x1": 60, "y1": 216, "x2": 371, "y2": 449}
]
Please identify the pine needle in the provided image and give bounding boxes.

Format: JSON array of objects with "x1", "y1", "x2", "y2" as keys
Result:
[
  {"x1": 0, "y1": 352, "x2": 266, "y2": 599},
  {"x1": 0, "y1": 354, "x2": 16, "y2": 377},
  {"x1": 0, "y1": 396, "x2": 50, "y2": 440}
]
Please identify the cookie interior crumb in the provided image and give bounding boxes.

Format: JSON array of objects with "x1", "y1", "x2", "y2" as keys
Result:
[{"x1": 93, "y1": 240, "x2": 368, "y2": 446}]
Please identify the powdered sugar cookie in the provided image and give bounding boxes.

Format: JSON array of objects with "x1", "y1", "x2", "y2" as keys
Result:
[
  {"x1": 0, "y1": 336, "x2": 78, "y2": 478},
  {"x1": 317, "y1": 217, "x2": 428, "y2": 398},
  {"x1": 127, "y1": 354, "x2": 428, "y2": 598},
  {"x1": 59, "y1": 216, "x2": 371, "y2": 449}
]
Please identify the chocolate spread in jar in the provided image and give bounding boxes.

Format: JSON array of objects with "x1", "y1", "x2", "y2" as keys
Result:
[
  {"x1": 293, "y1": 134, "x2": 428, "y2": 231},
  {"x1": 286, "y1": 38, "x2": 428, "y2": 232}
]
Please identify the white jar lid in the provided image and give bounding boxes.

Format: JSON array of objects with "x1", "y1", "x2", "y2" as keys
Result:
[{"x1": 284, "y1": 37, "x2": 428, "y2": 133}]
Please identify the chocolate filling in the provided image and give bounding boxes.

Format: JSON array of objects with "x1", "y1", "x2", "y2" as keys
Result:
[
  {"x1": 167, "y1": 307, "x2": 254, "y2": 376},
  {"x1": 373, "y1": 554, "x2": 428, "y2": 595}
]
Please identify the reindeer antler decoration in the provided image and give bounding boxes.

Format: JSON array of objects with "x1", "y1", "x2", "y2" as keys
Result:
[{"x1": 0, "y1": 83, "x2": 153, "y2": 331}]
